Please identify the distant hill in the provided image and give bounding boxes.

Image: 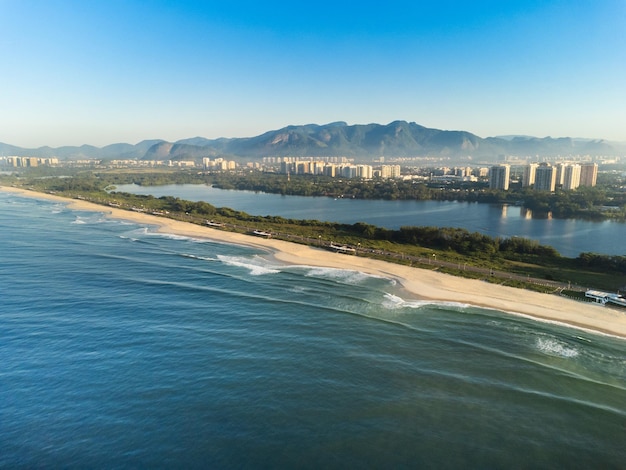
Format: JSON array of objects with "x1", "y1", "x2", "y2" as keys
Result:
[{"x1": 2, "y1": 121, "x2": 624, "y2": 162}]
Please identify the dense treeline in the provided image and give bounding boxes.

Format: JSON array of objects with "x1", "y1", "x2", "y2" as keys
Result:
[
  {"x1": 576, "y1": 252, "x2": 626, "y2": 274},
  {"x1": 210, "y1": 173, "x2": 493, "y2": 201},
  {"x1": 343, "y1": 223, "x2": 562, "y2": 259}
]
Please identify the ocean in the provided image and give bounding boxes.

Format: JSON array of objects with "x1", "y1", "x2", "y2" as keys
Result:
[{"x1": 1, "y1": 191, "x2": 625, "y2": 469}]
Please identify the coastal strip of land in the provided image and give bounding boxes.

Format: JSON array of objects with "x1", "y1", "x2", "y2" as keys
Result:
[{"x1": 3, "y1": 185, "x2": 626, "y2": 339}]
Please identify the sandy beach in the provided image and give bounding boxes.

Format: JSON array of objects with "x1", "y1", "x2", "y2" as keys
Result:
[{"x1": 3, "y1": 185, "x2": 626, "y2": 339}]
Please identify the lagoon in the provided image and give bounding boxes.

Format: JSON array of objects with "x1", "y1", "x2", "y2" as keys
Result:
[{"x1": 114, "y1": 184, "x2": 625, "y2": 257}]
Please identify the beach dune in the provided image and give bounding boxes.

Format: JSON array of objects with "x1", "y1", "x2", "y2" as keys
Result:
[{"x1": 3, "y1": 185, "x2": 626, "y2": 339}]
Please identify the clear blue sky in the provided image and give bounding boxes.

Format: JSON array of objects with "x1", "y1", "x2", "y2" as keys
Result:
[{"x1": 1, "y1": 0, "x2": 625, "y2": 147}]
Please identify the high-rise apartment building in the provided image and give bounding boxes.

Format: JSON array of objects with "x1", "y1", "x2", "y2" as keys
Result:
[
  {"x1": 522, "y1": 163, "x2": 538, "y2": 187},
  {"x1": 555, "y1": 163, "x2": 567, "y2": 187},
  {"x1": 489, "y1": 164, "x2": 510, "y2": 190},
  {"x1": 356, "y1": 164, "x2": 373, "y2": 179},
  {"x1": 380, "y1": 165, "x2": 401, "y2": 179},
  {"x1": 580, "y1": 163, "x2": 598, "y2": 187},
  {"x1": 534, "y1": 164, "x2": 556, "y2": 191},
  {"x1": 563, "y1": 164, "x2": 581, "y2": 190}
]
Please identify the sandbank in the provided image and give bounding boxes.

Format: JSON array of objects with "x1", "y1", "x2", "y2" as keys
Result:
[{"x1": 3, "y1": 185, "x2": 626, "y2": 339}]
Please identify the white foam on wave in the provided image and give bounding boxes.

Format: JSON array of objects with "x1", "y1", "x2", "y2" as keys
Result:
[
  {"x1": 288, "y1": 285, "x2": 308, "y2": 294},
  {"x1": 383, "y1": 293, "x2": 423, "y2": 309},
  {"x1": 117, "y1": 227, "x2": 151, "y2": 242},
  {"x1": 217, "y1": 255, "x2": 280, "y2": 276},
  {"x1": 381, "y1": 292, "x2": 471, "y2": 310},
  {"x1": 536, "y1": 337, "x2": 580, "y2": 358},
  {"x1": 142, "y1": 230, "x2": 231, "y2": 246},
  {"x1": 303, "y1": 266, "x2": 382, "y2": 285},
  {"x1": 181, "y1": 253, "x2": 217, "y2": 262},
  {"x1": 71, "y1": 214, "x2": 108, "y2": 225},
  {"x1": 146, "y1": 231, "x2": 195, "y2": 242}
]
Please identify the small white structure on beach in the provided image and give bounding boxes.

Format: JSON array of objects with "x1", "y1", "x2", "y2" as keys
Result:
[{"x1": 585, "y1": 290, "x2": 626, "y2": 307}]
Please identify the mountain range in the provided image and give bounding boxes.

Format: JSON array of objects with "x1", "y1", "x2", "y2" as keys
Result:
[{"x1": 2, "y1": 121, "x2": 623, "y2": 163}]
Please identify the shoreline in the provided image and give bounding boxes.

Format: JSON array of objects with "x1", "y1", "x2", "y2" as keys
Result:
[{"x1": 3, "y1": 185, "x2": 626, "y2": 339}]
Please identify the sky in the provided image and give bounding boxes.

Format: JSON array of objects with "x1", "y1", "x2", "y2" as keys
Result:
[{"x1": 1, "y1": 0, "x2": 625, "y2": 147}]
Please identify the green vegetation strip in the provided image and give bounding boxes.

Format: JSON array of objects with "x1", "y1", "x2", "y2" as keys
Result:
[{"x1": 5, "y1": 171, "x2": 626, "y2": 294}]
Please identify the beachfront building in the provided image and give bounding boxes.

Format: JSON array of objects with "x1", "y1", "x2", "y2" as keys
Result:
[
  {"x1": 489, "y1": 164, "x2": 510, "y2": 190},
  {"x1": 534, "y1": 164, "x2": 557, "y2": 192}
]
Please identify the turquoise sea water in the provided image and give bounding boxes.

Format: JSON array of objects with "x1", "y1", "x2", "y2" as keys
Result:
[{"x1": 1, "y1": 192, "x2": 625, "y2": 468}]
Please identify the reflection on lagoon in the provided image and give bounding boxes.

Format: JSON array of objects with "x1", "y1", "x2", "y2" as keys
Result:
[
  {"x1": 519, "y1": 207, "x2": 552, "y2": 220},
  {"x1": 112, "y1": 184, "x2": 624, "y2": 257}
]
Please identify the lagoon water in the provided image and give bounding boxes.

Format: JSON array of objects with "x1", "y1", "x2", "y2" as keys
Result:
[
  {"x1": 1, "y1": 191, "x2": 626, "y2": 468},
  {"x1": 113, "y1": 184, "x2": 625, "y2": 257}
]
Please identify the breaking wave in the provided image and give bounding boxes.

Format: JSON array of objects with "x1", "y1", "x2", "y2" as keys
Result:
[
  {"x1": 303, "y1": 266, "x2": 382, "y2": 285},
  {"x1": 382, "y1": 292, "x2": 471, "y2": 310},
  {"x1": 536, "y1": 336, "x2": 580, "y2": 358},
  {"x1": 217, "y1": 255, "x2": 280, "y2": 276}
]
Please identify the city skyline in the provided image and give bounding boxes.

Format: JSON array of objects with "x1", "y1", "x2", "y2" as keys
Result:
[{"x1": 2, "y1": 0, "x2": 625, "y2": 148}]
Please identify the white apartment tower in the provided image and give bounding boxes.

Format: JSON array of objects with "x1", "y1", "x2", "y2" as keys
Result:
[
  {"x1": 555, "y1": 163, "x2": 567, "y2": 186},
  {"x1": 522, "y1": 163, "x2": 538, "y2": 188},
  {"x1": 356, "y1": 164, "x2": 373, "y2": 179},
  {"x1": 489, "y1": 164, "x2": 510, "y2": 190},
  {"x1": 563, "y1": 164, "x2": 581, "y2": 190},
  {"x1": 380, "y1": 165, "x2": 401, "y2": 179}
]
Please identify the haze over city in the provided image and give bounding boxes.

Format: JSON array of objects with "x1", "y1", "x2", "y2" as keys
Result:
[{"x1": 1, "y1": 0, "x2": 625, "y2": 148}]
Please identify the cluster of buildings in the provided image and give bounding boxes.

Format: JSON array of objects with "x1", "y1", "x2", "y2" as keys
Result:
[
  {"x1": 109, "y1": 159, "x2": 193, "y2": 167},
  {"x1": 489, "y1": 162, "x2": 598, "y2": 191},
  {"x1": 278, "y1": 158, "x2": 401, "y2": 179},
  {"x1": 423, "y1": 166, "x2": 489, "y2": 183},
  {"x1": 110, "y1": 157, "x2": 236, "y2": 170},
  {"x1": 202, "y1": 157, "x2": 237, "y2": 171},
  {"x1": 262, "y1": 156, "x2": 349, "y2": 165},
  {"x1": 1, "y1": 154, "x2": 607, "y2": 192},
  {"x1": 1, "y1": 156, "x2": 59, "y2": 167}
]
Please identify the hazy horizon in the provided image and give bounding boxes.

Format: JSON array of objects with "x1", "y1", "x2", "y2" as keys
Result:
[
  {"x1": 2, "y1": 120, "x2": 625, "y2": 150},
  {"x1": 2, "y1": 0, "x2": 625, "y2": 148}
]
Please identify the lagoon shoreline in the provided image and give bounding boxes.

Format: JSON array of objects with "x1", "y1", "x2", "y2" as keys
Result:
[{"x1": 3, "y1": 185, "x2": 626, "y2": 339}]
